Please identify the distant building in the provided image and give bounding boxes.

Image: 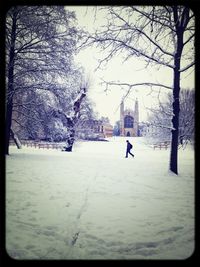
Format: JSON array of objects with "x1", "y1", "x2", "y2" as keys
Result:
[
  {"x1": 91, "y1": 118, "x2": 113, "y2": 138},
  {"x1": 120, "y1": 99, "x2": 139, "y2": 137},
  {"x1": 77, "y1": 117, "x2": 113, "y2": 140},
  {"x1": 101, "y1": 122, "x2": 113, "y2": 138}
]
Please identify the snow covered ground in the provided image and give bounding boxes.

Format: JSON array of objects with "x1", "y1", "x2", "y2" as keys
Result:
[{"x1": 6, "y1": 137, "x2": 195, "y2": 260}]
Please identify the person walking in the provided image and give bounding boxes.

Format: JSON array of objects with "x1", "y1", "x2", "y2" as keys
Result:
[{"x1": 125, "y1": 140, "x2": 134, "y2": 158}]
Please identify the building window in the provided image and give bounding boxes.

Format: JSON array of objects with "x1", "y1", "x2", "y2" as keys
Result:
[{"x1": 124, "y1": 115, "x2": 134, "y2": 128}]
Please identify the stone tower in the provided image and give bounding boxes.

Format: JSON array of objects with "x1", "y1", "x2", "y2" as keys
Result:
[
  {"x1": 120, "y1": 100, "x2": 125, "y2": 136},
  {"x1": 119, "y1": 99, "x2": 139, "y2": 137},
  {"x1": 134, "y1": 98, "x2": 139, "y2": 136}
]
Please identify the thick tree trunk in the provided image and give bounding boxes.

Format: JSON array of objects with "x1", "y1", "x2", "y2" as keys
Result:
[
  {"x1": 170, "y1": 71, "x2": 180, "y2": 174},
  {"x1": 169, "y1": 12, "x2": 184, "y2": 174},
  {"x1": 62, "y1": 129, "x2": 75, "y2": 152},
  {"x1": 61, "y1": 88, "x2": 86, "y2": 152},
  {"x1": 5, "y1": 8, "x2": 17, "y2": 155},
  {"x1": 5, "y1": 103, "x2": 13, "y2": 154},
  {"x1": 10, "y1": 128, "x2": 22, "y2": 149}
]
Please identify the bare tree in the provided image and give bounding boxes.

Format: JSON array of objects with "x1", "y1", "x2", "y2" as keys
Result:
[
  {"x1": 146, "y1": 88, "x2": 194, "y2": 148},
  {"x1": 5, "y1": 6, "x2": 79, "y2": 154},
  {"x1": 74, "y1": 96, "x2": 99, "y2": 139},
  {"x1": 177, "y1": 88, "x2": 194, "y2": 147},
  {"x1": 55, "y1": 87, "x2": 87, "y2": 151},
  {"x1": 80, "y1": 6, "x2": 194, "y2": 174}
]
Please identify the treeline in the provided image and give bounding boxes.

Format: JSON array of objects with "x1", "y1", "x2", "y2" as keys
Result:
[
  {"x1": 146, "y1": 88, "x2": 195, "y2": 148},
  {"x1": 5, "y1": 6, "x2": 96, "y2": 154}
]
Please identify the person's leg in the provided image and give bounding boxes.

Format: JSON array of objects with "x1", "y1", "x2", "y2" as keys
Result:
[
  {"x1": 129, "y1": 151, "x2": 134, "y2": 157},
  {"x1": 125, "y1": 150, "x2": 128, "y2": 158}
]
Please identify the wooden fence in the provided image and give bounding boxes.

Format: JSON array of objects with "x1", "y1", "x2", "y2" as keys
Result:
[
  {"x1": 153, "y1": 141, "x2": 171, "y2": 150},
  {"x1": 9, "y1": 140, "x2": 64, "y2": 150}
]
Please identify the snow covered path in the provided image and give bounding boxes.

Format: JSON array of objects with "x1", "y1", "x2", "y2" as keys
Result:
[{"x1": 6, "y1": 137, "x2": 194, "y2": 259}]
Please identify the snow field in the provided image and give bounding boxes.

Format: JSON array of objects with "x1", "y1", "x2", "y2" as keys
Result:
[{"x1": 6, "y1": 137, "x2": 194, "y2": 259}]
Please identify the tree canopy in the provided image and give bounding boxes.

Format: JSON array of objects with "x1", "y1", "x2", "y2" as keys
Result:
[{"x1": 5, "y1": 6, "x2": 95, "y2": 153}]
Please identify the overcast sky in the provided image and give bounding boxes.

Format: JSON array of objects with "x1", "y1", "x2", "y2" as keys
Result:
[{"x1": 66, "y1": 6, "x2": 195, "y2": 125}]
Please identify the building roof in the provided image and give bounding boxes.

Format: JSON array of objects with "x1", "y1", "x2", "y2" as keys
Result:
[{"x1": 124, "y1": 108, "x2": 134, "y2": 115}]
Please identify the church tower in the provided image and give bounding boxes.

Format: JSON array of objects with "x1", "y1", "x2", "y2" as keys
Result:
[
  {"x1": 134, "y1": 98, "x2": 139, "y2": 136},
  {"x1": 120, "y1": 100, "x2": 125, "y2": 136},
  {"x1": 119, "y1": 98, "x2": 139, "y2": 137}
]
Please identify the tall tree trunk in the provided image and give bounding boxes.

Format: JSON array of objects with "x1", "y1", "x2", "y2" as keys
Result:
[
  {"x1": 170, "y1": 8, "x2": 184, "y2": 174},
  {"x1": 170, "y1": 62, "x2": 181, "y2": 174},
  {"x1": 5, "y1": 102, "x2": 13, "y2": 154},
  {"x1": 5, "y1": 8, "x2": 17, "y2": 155},
  {"x1": 60, "y1": 88, "x2": 86, "y2": 152},
  {"x1": 10, "y1": 128, "x2": 22, "y2": 149}
]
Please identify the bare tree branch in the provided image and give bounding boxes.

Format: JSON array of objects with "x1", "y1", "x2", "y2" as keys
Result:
[
  {"x1": 179, "y1": 61, "x2": 195, "y2": 72},
  {"x1": 100, "y1": 79, "x2": 173, "y2": 91}
]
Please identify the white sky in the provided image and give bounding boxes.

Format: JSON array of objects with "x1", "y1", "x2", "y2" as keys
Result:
[{"x1": 66, "y1": 6, "x2": 195, "y2": 125}]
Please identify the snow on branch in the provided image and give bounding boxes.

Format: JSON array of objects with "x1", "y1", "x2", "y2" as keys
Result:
[
  {"x1": 56, "y1": 86, "x2": 87, "y2": 127},
  {"x1": 73, "y1": 87, "x2": 87, "y2": 114}
]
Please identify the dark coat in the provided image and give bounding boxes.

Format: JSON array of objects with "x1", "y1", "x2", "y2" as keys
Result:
[{"x1": 126, "y1": 141, "x2": 132, "y2": 151}]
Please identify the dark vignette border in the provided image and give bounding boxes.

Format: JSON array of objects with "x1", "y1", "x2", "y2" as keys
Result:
[{"x1": 0, "y1": 0, "x2": 199, "y2": 266}]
